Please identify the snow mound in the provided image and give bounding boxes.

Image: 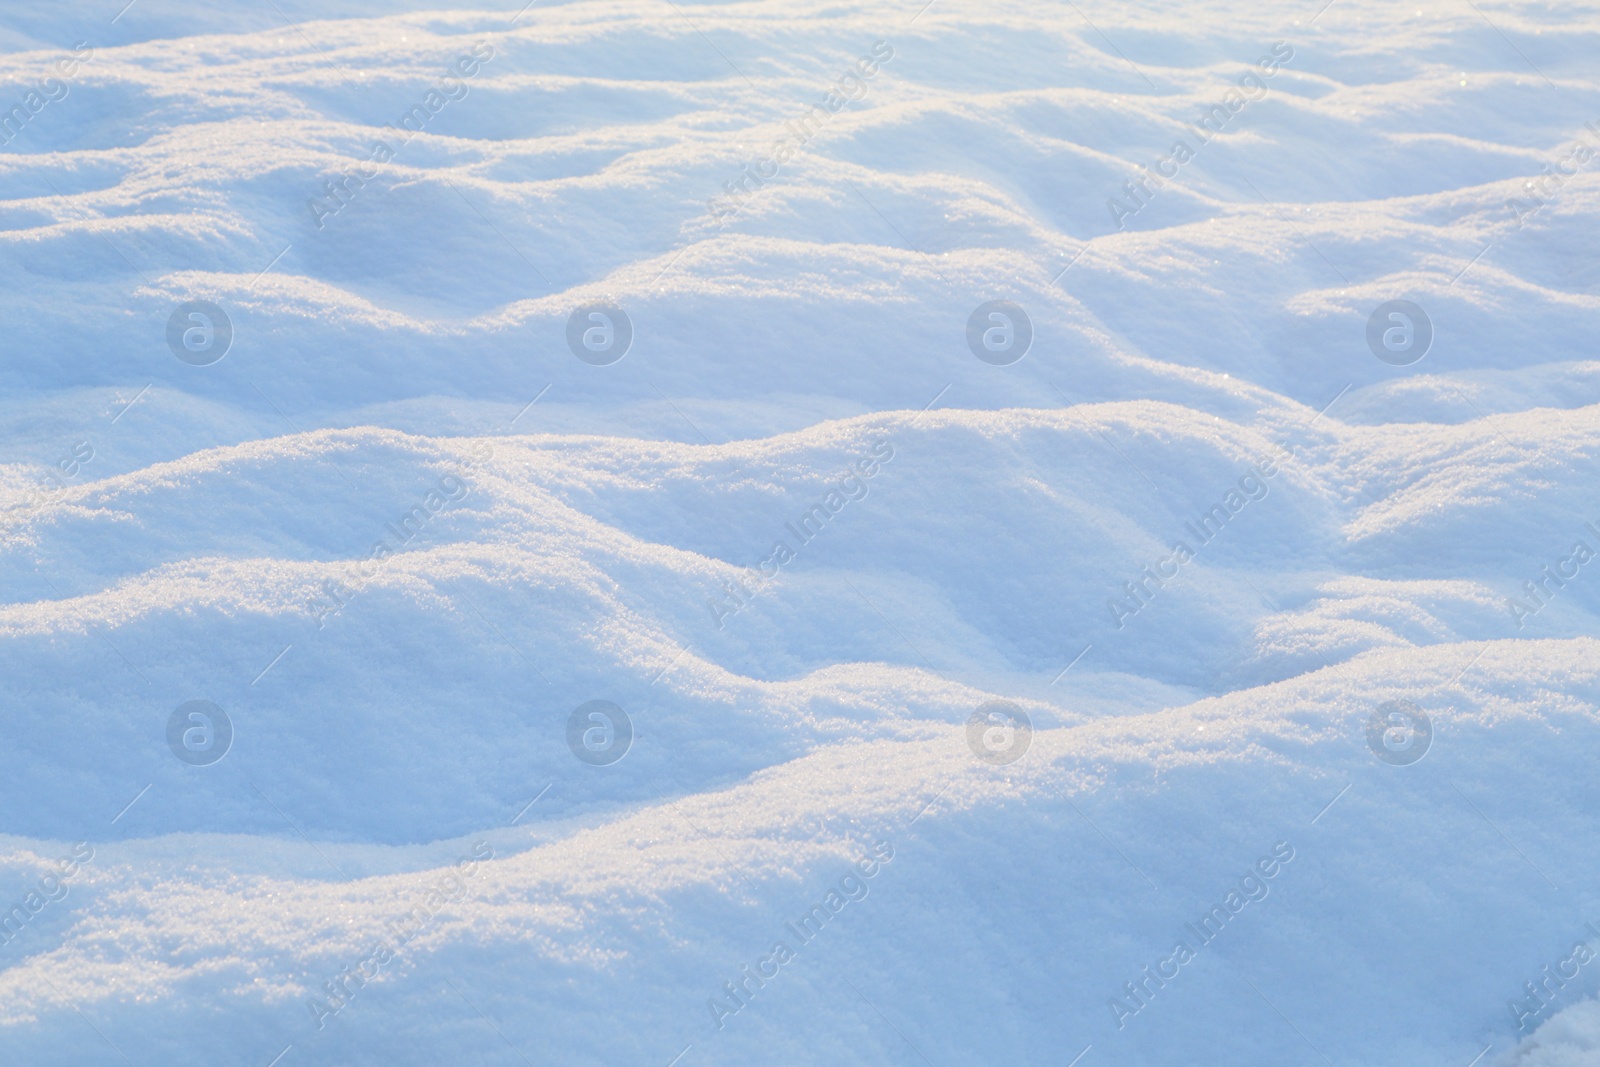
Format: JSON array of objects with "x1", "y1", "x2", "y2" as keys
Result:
[{"x1": 2, "y1": 0, "x2": 1599, "y2": 1064}]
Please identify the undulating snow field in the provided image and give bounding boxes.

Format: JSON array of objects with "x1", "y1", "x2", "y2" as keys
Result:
[{"x1": 2, "y1": 0, "x2": 1599, "y2": 1063}]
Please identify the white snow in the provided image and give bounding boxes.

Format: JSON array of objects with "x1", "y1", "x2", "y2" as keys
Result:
[{"x1": 1, "y1": 0, "x2": 1598, "y2": 1064}]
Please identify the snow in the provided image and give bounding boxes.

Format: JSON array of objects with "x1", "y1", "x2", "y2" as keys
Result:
[
  {"x1": 1, "y1": 0, "x2": 1598, "y2": 1064},
  {"x1": 1513, "y1": 996, "x2": 1600, "y2": 1066}
]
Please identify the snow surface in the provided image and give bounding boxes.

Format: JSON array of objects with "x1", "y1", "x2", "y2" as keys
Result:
[{"x1": 2, "y1": 0, "x2": 1599, "y2": 1064}]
